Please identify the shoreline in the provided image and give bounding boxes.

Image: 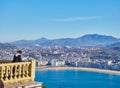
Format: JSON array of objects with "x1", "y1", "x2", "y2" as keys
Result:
[{"x1": 36, "y1": 66, "x2": 120, "y2": 75}]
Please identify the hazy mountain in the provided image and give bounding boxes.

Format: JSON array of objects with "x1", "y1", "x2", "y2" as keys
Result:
[
  {"x1": 75, "y1": 34, "x2": 119, "y2": 46},
  {"x1": 11, "y1": 38, "x2": 48, "y2": 47},
  {"x1": 109, "y1": 42, "x2": 120, "y2": 47},
  {"x1": 0, "y1": 43, "x2": 16, "y2": 48},
  {"x1": 11, "y1": 40, "x2": 33, "y2": 46},
  {"x1": 33, "y1": 37, "x2": 48, "y2": 44},
  {"x1": 10, "y1": 34, "x2": 119, "y2": 47},
  {"x1": 107, "y1": 42, "x2": 120, "y2": 51}
]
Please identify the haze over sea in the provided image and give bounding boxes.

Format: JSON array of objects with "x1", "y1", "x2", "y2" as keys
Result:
[{"x1": 35, "y1": 70, "x2": 120, "y2": 88}]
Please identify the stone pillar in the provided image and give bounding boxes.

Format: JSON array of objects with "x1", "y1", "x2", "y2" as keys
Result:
[{"x1": 31, "y1": 60, "x2": 36, "y2": 81}]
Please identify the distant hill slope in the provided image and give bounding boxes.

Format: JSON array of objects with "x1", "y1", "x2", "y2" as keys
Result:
[
  {"x1": 107, "y1": 42, "x2": 120, "y2": 51},
  {"x1": 11, "y1": 38, "x2": 48, "y2": 47},
  {"x1": 10, "y1": 34, "x2": 119, "y2": 47},
  {"x1": 0, "y1": 43, "x2": 16, "y2": 48},
  {"x1": 76, "y1": 34, "x2": 119, "y2": 46}
]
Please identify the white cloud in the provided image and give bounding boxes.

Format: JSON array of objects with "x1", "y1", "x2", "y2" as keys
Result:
[{"x1": 52, "y1": 16, "x2": 103, "y2": 22}]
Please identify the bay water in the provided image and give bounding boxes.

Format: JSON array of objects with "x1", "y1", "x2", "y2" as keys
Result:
[{"x1": 35, "y1": 70, "x2": 120, "y2": 88}]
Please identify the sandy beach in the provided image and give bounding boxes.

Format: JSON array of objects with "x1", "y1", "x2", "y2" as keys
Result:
[{"x1": 36, "y1": 66, "x2": 120, "y2": 75}]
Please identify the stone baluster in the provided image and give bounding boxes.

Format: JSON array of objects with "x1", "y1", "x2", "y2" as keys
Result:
[
  {"x1": 14, "y1": 65, "x2": 17, "y2": 79},
  {"x1": 22, "y1": 64, "x2": 25, "y2": 78},
  {"x1": 5, "y1": 66, "x2": 8, "y2": 81},
  {"x1": 24, "y1": 64, "x2": 27, "y2": 77},
  {"x1": 17, "y1": 65, "x2": 20, "y2": 79},
  {"x1": 9, "y1": 65, "x2": 13, "y2": 80},
  {"x1": 3, "y1": 67, "x2": 5, "y2": 80},
  {"x1": 19, "y1": 65, "x2": 21, "y2": 79},
  {"x1": 26, "y1": 64, "x2": 28, "y2": 78},
  {"x1": 0, "y1": 66, "x2": 4, "y2": 81}
]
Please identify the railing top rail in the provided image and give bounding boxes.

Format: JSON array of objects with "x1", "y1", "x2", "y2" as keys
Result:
[{"x1": 0, "y1": 61, "x2": 31, "y2": 66}]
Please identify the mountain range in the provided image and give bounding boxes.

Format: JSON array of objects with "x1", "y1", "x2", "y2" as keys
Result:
[
  {"x1": 0, "y1": 43, "x2": 16, "y2": 48},
  {"x1": 108, "y1": 42, "x2": 120, "y2": 51},
  {"x1": 9, "y1": 34, "x2": 120, "y2": 47}
]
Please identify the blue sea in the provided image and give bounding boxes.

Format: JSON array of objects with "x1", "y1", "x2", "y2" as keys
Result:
[{"x1": 35, "y1": 70, "x2": 120, "y2": 88}]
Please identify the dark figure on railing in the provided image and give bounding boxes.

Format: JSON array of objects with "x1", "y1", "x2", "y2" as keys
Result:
[
  {"x1": 12, "y1": 50, "x2": 22, "y2": 76},
  {"x1": 12, "y1": 50, "x2": 22, "y2": 62}
]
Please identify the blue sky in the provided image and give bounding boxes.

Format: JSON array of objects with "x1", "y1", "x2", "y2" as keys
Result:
[{"x1": 0, "y1": 0, "x2": 120, "y2": 42}]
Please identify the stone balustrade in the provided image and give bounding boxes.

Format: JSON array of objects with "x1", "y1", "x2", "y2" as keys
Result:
[{"x1": 0, "y1": 60, "x2": 36, "y2": 84}]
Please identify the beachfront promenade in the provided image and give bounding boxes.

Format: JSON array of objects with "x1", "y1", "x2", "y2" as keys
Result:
[
  {"x1": 37, "y1": 66, "x2": 120, "y2": 75},
  {"x1": 0, "y1": 60, "x2": 42, "y2": 88}
]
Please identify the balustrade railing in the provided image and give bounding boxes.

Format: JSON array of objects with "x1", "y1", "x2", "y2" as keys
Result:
[{"x1": 0, "y1": 60, "x2": 35, "y2": 84}]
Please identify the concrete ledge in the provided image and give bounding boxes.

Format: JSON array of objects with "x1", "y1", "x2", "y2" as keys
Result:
[{"x1": 5, "y1": 81, "x2": 42, "y2": 88}]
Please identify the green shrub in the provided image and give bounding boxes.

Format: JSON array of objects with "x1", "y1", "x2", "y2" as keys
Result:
[{"x1": 42, "y1": 85, "x2": 47, "y2": 88}]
